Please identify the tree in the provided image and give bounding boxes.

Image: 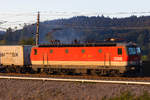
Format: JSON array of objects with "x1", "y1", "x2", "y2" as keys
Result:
[{"x1": 18, "y1": 38, "x2": 34, "y2": 45}]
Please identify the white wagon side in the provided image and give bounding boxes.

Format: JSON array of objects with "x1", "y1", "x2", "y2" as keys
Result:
[{"x1": 0, "y1": 45, "x2": 32, "y2": 66}]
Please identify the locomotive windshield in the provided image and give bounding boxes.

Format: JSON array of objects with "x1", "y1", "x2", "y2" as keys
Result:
[
  {"x1": 127, "y1": 47, "x2": 141, "y2": 55},
  {"x1": 136, "y1": 47, "x2": 141, "y2": 54}
]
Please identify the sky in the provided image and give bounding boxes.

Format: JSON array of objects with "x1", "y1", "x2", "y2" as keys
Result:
[{"x1": 0, "y1": 0, "x2": 150, "y2": 31}]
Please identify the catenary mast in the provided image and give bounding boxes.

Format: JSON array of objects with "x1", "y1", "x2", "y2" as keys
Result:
[{"x1": 36, "y1": 12, "x2": 40, "y2": 46}]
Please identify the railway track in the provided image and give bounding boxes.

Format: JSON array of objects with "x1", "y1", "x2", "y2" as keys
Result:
[{"x1": 0, "y1": 73, "x2": 150, "y2": 85}]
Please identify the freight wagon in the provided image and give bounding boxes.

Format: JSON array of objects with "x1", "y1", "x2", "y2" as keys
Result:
[{"x1": 0, "y1": 45, "x2": 32, "y2": 72}]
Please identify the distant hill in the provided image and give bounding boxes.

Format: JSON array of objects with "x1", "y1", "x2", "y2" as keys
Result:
[
  {"x1": 0, "y1": 30, "x2": 5, "y2": 34},
  {"x1": 1, "y1": 15, "x2": 150, "y2": 57},
  {"x1": 44, "y1": 15, "x2": 150, "y2": 27}
]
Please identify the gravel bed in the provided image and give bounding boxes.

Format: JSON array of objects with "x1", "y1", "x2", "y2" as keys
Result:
[{"x1": 0, "y1": 79, "x2": 149, "y2": 100}]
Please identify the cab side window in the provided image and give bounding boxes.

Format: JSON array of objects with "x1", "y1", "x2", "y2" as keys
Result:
[
  {"x1": 118, "y1": 48, "x2": 122, "y2": 55},
  {"x1": 34, "y1": 49, "x2": 37, "y2": 55}
]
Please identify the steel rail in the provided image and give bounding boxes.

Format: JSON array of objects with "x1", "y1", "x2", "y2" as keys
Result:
[{"x1": 0, "y1": 75, "x2": 150, "y2": 85}]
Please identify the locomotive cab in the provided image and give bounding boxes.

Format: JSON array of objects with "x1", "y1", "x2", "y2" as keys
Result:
[{"x1": 126, "y1": 45, "x2": 142, "y2": 73}]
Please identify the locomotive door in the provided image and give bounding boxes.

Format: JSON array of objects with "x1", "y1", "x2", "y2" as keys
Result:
[
  {"x1": 43, "y1": 52, "x2": 48, "y2": 65},
  {"x1": 104, "y1": 53, "x2": 111, "y2": 67}
]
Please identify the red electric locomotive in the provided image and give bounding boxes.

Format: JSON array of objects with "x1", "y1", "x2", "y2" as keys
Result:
[{"x1": 30, "y1": 42, "x2": 142, "y2": 76}]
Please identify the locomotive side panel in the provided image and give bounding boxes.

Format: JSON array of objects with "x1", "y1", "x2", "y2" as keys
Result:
[
  {"x1": 110, "y1": 46, "x2": 128, "y2": 67},
  {"x1": 30, "y1": 46, "x2": 128, "y2": 67}
]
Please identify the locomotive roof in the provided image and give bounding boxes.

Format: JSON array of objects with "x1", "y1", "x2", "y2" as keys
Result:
[{"x1": 37, "y1": 42, "x2": 134, "y2": 47}]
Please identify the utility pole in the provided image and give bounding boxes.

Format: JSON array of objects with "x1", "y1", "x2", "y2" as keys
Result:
[{"x1": 36, "y1": 11, "x2": 40, "y2": 46}]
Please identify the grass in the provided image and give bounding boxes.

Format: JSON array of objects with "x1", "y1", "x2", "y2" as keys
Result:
[{"x1": 102, "y1": 91, "x2": 150, "y2": 100}]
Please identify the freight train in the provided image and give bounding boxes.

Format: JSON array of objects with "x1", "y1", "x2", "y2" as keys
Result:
[{"x1": 0, "y1": 42, "x2": 142, "y2": 76}]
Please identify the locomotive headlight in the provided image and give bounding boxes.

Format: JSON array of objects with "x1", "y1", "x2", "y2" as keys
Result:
[
  {"x1": 131, "y1": 67, "x2": 135, "y2": 70},
  {"x1": 140, "y1": 60, "x2": 143, "y2": 66}
]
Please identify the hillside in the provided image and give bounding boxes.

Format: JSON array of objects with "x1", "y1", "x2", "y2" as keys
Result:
[
  {"x1": 0, "y1": 31, "x2": 5, "y2": 34},
  {"x1": 1, "y1": 15, "x2": 150, "y2": 57}
]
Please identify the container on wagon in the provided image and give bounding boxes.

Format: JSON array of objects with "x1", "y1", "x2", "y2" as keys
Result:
[{"x1": 0, "y1": 45, "x2": 32, "y2": 66}]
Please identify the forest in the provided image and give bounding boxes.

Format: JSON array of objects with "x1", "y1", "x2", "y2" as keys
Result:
[{"x1": 1, "y1": 15, "x2": 150, "y2": 60}]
